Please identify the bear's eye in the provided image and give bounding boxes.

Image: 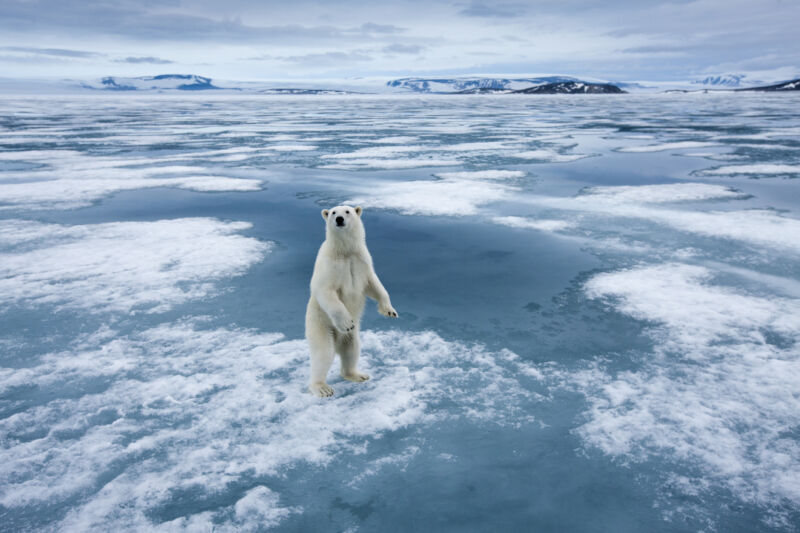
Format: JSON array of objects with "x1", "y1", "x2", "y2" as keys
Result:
[
  {"x1": 331, "y1": 211, "x2": 336, "y2": 215},
  {"x1": 346, "y1": 210, "x2": 350, "y2": 214}
]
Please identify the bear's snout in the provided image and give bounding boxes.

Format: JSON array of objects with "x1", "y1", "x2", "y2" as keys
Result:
[{"x1": 336, "y1": 216, "x2": 345, "y2": 226}]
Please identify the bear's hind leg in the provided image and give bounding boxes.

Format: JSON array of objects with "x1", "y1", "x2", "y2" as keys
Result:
[
  {"x1": 308, "y1": 328, "x2": 336, "y2": 397},
  {"x1": 337, "y1": 331, "x2": 370, "y2": 383}
]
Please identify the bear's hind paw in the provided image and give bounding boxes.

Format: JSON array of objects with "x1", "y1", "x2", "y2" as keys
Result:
[
  {"x1": 309, "y1": 383, "x2": 335, "y2": 397},
  {"x1": 342, "y1": 372, "x2": 370, "y2": 382}
]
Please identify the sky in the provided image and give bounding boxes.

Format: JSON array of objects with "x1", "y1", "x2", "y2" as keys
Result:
[{"x1": 0, "y1": 0, "x2": 798, "y2": 83}]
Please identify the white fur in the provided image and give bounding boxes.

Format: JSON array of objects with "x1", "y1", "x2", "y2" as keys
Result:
[{"x1": 306, "y1": 205, "x2": 398, "y2": 397}]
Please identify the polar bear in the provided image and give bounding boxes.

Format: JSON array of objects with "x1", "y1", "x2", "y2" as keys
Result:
[{"x1": 306, "y1": 205, "x2": 398, "y2": 397}]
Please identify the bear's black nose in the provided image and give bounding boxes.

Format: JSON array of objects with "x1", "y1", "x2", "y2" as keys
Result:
[{"x1": 336, "y1": 216, "x2": 344, "y2": 226}]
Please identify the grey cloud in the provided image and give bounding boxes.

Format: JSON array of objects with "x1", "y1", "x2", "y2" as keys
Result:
[
  {"x1": 115, "y1": 56, "x2": 174, "y2": 64},
  {"x1": 457, "y1": 2, "x2": 526, "y2": 18},
  {"x1": 0, "y1": 1, "x2": 405, "y2": 44},
  {"x1": 382, "y1": 44, "x2": 424, "y2": 55},
  {"x1": 1, "y1": 0, "x2": 799, "y2": 81},
  {"x1": 357, "y1": 22, "x2": 404, "y2": 34},
  {"x1": 621, "y1": 44, "x2": 693, "y2": 55},
  {"x1": 0, "y1": 55, "x2": 63, "y2": 63},
  {"x1": 0, "y1": 46, "x2": 102, "y2": 58},
  {"x1": 277, "y1": 51, "x2": 374, "y2": 66}
]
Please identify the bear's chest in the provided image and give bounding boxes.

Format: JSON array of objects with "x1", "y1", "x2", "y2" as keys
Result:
[{"x1": 333, "y1": 257, "x2": 369, "y2": 295}]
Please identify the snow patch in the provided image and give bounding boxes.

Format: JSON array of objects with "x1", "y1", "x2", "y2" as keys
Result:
[
  {"x1": 0, "y1": 177, "x2": 263, "y2": 211},
  {"x1": 617, "y1": 141, "x2": 718, "y2": 153},
  {"x1": 0, "y1": 218, "x2": 269, "y2": 313},
  {"x1": 350, "y1": 178, "x2": 515, "y2": 216},
  {"x1": 524, "y1": 185, "x2": 800, "y2": 252},
  {"x1": 513, "y1": 149, "x2": 592, "y2": 162},
  {"x1": 564, "y1": 263, "x2": 800, "y2": 510},
  {"x1": 700, "y1": 164, "x2": 800, "y2": 176},
  {"x1": 321, "y1": 157, "x2": 458, "y2": 170},
  {"x1": 370, "y1": 136, "x2": 420, "y2": 144},
  {"x1": 578, "y1": 183, "x2": 748, "y2": 204},
  {"x1": 434, "y1": 170, "x2": 526, "y2": 180},
  {"x1": 491, "y1": 216, "x2": 574, "y2": 232},
  {"x1": 0, "y1": 322, "x2": 532, "y2": 530}
]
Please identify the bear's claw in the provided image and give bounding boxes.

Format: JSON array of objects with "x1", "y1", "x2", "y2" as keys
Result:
[
  {"x1": 333, "y1": 315, "x2": 356, "y2": 333},
  {"x1": 380, "y1": 307, "x2": 398, "y2": 318}
]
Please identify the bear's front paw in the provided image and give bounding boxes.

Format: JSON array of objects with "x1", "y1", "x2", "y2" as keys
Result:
[
  {"x1": 379, "y1": 302, "x2": 398, "y2": 318},
  {"x1": 309, "y1": 382, "x2": 334, "y2": 397},
  {"x1": 332, "y1": 313, "x2": 356, "y2": 333}
]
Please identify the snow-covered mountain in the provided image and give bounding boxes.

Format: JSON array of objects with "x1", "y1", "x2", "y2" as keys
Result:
[
  {"x1": 739, "y1": 78, "x2": 800, "y2": 91},
  {"x1": 512, "y1": 81, "x2": 625, "y2": 94},
  {"x1": 693, "y1": 74, "x2": 748, "y2": 87},
  {"x1": 6, "y1": 72, "x2": 798, "y2": 96},
  {"x1": 73, "y1": 75, "x2": 371, "y2": 93},
  {"x1": 386, "y1": 76, "x2": 583, "y2": 93},
  {"x1": 690, "y1": 73, "x2": 800, "y2": 89},
  {"x1": 81, "y1": 74, "x2": 222, "y2": 91},
  {"x1": 256, "y1": 88, "x2": 361, "y2": 95}
]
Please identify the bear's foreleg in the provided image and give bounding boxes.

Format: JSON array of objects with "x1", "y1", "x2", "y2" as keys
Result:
[
  {"x1": 315, "y1": 289, "x2": 356, "y2": 333},
  {"x1": 366, "y1": 273, "x2": 398, "y2": 318}
]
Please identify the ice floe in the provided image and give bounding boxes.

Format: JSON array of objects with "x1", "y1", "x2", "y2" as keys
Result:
[
  {"x1": 0, "y1": 147, "x2": 265, "y2": 210},
  {"x1": 491, "y1": 216, "x2": 574, "y2": 232},
  {"x1": 577, "y1": 183, "x2": 748, "y2": 204},
  {"x1": 370, "y1": 136, "x2": 421, "y2": 144},
  {"x1": 350, "y1": 178, "x2": 515, "y2": 216},
  {"x1": 434, "y1": 170, "x2": 526, "y2": 180},
  {"x1": 524, "y1": 184, "x2": 800, "y2": 252},
  {"x1": 0, "y1": 322, "x2": 532, "y2": 530},
  {"x1": 560, "y1": 263, "x2": 800, "y2": 511},
  {"x1": 0, "y1": 176, "x2": 263, "y2": 211},
  {"x1": 617, "y1": 141, "x2": 719, "y2": 153},
  {"x1": 513, "y1": 149, "x2": 593, "y2": 162},
  {"x1": 320, "y1": 157, "x2": 459, "y2": 170},
  {"x1": 266, "y1": 144, "x2": 317, "y2": 152},
  {"x1": 0, "y1": 218, "x2": 269, "y2": 313},
  {"x1": 700, "y1": 164, "x2": 800, "y2": 176}
]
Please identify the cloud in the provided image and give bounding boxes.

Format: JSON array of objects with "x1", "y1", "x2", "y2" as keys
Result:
[
  {"x1": 114, "y1": 56, "x2": 174, "y2": 64},
  {"x1": 382, "y1": 43, "x2": 424, "y2": 55},
  {"x1": 355, "y1": 22, "x2": 405, "y2": 34},
  {"x1": 277, "y1": 50, "x2": 374, "y2": 66},
  {"x1": 1, "y1": 0, "x2": 799, "y2": 81},
  {"x1": 0, "y1": 46, "x2": 102, "y2": 58},
  {"x1": 0, "y1": 1, "x2": 405, "y2": 44},
  {"x1": 621, "y1": 44, "x2": 693, "y2": 55},
  {"x1": 457, "y1": 1, "x2": 526, "y2": 18}
]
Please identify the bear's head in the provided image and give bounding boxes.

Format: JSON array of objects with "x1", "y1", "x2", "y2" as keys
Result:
[{"x1": 321, "y1": 205, "x2": 365, "y2": 245}]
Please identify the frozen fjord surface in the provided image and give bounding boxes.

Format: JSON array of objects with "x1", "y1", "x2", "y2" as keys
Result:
[{"x1": 1, "y1": 93, "x2": 800, "y2": 531}]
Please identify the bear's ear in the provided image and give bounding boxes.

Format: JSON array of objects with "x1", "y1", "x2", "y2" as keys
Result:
[
  {"x1": 355, "y1": 206, "x2": 362, "y2": 217},
  {"x1": 321, "y1": 209, "x2": 329, "y2": 220}
]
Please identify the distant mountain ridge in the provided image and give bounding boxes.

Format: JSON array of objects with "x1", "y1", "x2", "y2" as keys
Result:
[
  {"x1": 693, "y1": 74, "x2": 748, "y2": 87},
  {"x1": 737, "y1": 78, "x2": 800, "y2": 92},
  {"x1": 82, "y1": 74, "x2": 221, "y2": 91},
  {"x1": 257, "y1": 88, "x2": 361, "y2": 95},
  {"x1": 387, "y1": 76, "x2": 583, "y2": 93},
  {"x1": 691, "y1": 73, "x2": 800, "y2": 90},
  {"x1": 512, "y1": 81, "x2": 625, "y2": 94},
  {"x1": 40, "y1": 73, "x2": 800, "y2": 95}
]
